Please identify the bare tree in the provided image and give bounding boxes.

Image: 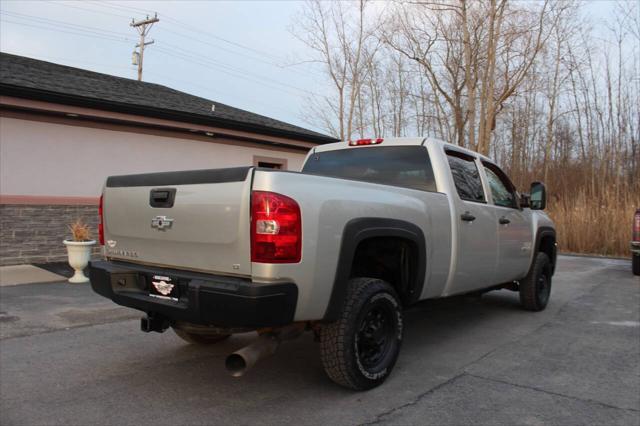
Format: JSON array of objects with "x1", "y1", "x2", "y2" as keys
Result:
[
  {"x1": 292, "y1": 0, "x2": 377, "y2": 140},
  {"x1": 292, "y1": 0, "x2": 640, "y2": 256}
]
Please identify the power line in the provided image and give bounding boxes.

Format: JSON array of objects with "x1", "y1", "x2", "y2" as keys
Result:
[
  {"x1": 38, "y1": 1, "x2": 323, "y2": 79},
  {"x1": 154, "y1": 26, "x2": 319, "y2": 79},
  {"x1": 0, "y1": 17, "x2": 134, "y2": 44},
  {"x1": 152, "y1": 45, "x2": 314, "y2": 100},
  {"x1": 89, "y1": 0, "x2": 322, "y2": 75},
  {"x1": 0, "y1": 15, "x2": 316, "y2": 100},
  {"x1": 0, "y1": 10, "x2": 130, "y2": 38},
  {"x1": 156, "y1": 41, "x2": 322, "y2": 97},
  {"x1": 0, "y1": 15, "x2": 319, "y2": 130},
  {"x1": 0, "y1": 6, "x2": 332, "y2": 102},
  {"x1": 92, "y1": 1, "x2": 281, "y2": 61},
  {"x1": 48, "y1": 1, "x2": 130, "y2": 20},
  {"x1": 0, "y1": 46, "x2": 300, "y2": 118},
  {"x1": 157, "y1": 15, "x2": 324, "y2": 77},
  {"x1": 90, "y1": 0, "x2": 156, "y2": 16}
]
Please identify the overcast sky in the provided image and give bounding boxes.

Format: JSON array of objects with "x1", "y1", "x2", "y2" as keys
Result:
[{"x1": 0, "y1": 1, "x2": 622, "y2": 134}]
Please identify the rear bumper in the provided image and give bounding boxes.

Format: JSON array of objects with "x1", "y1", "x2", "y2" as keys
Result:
[
  {"x1": 89, "y1": 260, "x2": 298, "y2": 328},
  {"x1": 631, "y1": 241, "x2": 640, "y2": 255}
]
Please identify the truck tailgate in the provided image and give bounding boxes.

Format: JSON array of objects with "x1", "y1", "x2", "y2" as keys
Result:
[{"x1": 102, "y1": 167, "x2": 252, "y2": 276}]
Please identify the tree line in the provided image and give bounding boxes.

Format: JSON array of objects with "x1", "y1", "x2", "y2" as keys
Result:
[{"x1": 293, "y1": 0, "x2": 639, "y2": 257}]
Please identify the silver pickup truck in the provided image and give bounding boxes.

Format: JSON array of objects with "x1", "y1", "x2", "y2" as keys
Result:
[{"x1": 90, "y1": 137, "x2": 556, "y2": 390}]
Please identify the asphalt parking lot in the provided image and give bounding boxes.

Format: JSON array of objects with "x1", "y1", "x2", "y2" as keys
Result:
[{"x1": 1, "y1": 255, "x2": 639, "y2": 425}]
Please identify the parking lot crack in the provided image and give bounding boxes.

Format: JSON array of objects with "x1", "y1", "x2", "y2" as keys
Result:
[
  {"x1": 460, "y1": 273, "x2": 615, "y2": 374},
  {"x1": 466, "y1": 373, "x2": 640, "y2": 413},
  {"x1": 362, "y1": 372, "x2": 467, "y2": 425}
]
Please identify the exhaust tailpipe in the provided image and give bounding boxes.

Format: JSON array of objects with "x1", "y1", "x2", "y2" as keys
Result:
[{"x1": 225, "y1": 334, "x2": 279, "y2": 377}]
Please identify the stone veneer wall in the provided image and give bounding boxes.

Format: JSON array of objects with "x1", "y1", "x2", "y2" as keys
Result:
[{"x1": 0, "y1": 204, "x2": 102, "y2": 266}]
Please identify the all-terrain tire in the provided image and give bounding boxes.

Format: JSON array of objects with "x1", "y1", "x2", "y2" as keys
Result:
[
  {"x1": 172, "y1": 327, "x2": 231, "y2": 345},
  {"x1": 633, "y1": 255, "x2": 640, "y2": 276},
  {"x1": 519, "y1": 252, "x2": 552, "y2": 311},
  {"x1": 320, "y1": 278, "x2": 403, "y2": 390}
]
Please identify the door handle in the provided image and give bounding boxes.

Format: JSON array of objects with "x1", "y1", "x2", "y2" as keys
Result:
[
  {"x1": 149, "y1": 188, "x2": 176, "y2": 208},
  {"x1": 460, "y1": 212, "x2": 476, "y2": 222},
  {"x1": 499, "y1": 216, "x2": 511, "y2": 225},
  {"x1": 152, "y1": 191, "x2": 170, "y2": 202}
]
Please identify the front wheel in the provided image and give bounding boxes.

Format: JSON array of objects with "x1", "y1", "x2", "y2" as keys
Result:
[
  {"x1": 320, "y1": 278, "x2": 403, "y2": 390},
  {"x1": 519, "y1": 252, "x2": 552, "y2": 311}
]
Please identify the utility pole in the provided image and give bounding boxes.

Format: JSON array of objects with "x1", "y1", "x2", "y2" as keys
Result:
[{"x1": 130, "y1": 13, "x2": 159, "y2": 81}]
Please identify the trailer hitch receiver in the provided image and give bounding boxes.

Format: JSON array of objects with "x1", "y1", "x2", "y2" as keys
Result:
[{"x1": 141, "y1": 314, "x2": 169, "y2": 333}]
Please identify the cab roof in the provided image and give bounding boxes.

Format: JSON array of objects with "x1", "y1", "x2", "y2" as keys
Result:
[{"x1": 311, "y1": 137, "x2": 492, "y2": 162}]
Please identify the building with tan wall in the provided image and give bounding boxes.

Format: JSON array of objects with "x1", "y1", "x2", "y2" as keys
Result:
[{"x1": 0, "y1": 53, "x2": 337, "y2": 265}]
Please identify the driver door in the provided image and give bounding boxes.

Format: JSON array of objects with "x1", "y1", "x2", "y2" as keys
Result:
[{"x1": 481, "y1": 162, "x2": 533, "y2": 283}]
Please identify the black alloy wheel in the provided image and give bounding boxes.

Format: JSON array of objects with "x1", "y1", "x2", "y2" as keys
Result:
[
  {"x1": 320, "y1": 277, "x2": 403, "y2": 390},
  {"x1": 355, "y1": 300, "x2": 398, "y2": 373},
  {"x1": 520, "y1": 252, "x2": 552, "y2": 311}
]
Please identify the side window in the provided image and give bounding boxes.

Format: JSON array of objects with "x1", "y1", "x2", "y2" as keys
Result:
[
  {"x1": 482, "y1": 163, "x2": 517, "y2": 208},
  {"x1": 254, "y1": 156, "x2": 287, "y2": 170},
  {"x1": 446, "y1": 151, "x2": 486, "y2": 203}
]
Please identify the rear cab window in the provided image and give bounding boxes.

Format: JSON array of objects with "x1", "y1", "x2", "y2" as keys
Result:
[
  {"x1": 445, "y1": 150, "x2": 486, "y2": 203},
  {"x1": 302, "y1": 146, "x2": 437, "y2": 192}
]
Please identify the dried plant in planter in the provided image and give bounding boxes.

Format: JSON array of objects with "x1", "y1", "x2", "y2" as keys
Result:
[{"x1": 68, "y1": 218, "x2": 92, "y2": 242}]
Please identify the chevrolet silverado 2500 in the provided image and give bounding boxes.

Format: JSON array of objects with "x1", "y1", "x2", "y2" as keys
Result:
[{"x1": 90, "y1": 137, "x2": 557, "y2": 390}]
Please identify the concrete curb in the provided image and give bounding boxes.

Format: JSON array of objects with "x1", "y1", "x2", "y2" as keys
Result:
[{"x1": 0, "y1": 264, "x2": 67, "y2": 287}]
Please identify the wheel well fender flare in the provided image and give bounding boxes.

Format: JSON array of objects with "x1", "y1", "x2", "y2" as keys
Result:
[
  {"x1": 323, "y1": 218, "x2": 427, "y2": 321},
  {"x1": 534, "y1": 226, "x2": 557, "y2": 274}
]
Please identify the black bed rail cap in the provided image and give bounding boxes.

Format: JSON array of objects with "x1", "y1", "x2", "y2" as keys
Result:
[{"x1": 106, "y1": 166, "x2": 252, "y2": 187}]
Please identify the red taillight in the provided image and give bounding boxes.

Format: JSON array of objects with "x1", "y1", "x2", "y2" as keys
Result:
[
  {"x1": 98, "y1": 194, "x2": 104, "y2": 245},
  {"x1": 633, "y1": 210, "x2": 640, "y2": 242},
  {"x1": 251, "y1": 191, "x2": 301, "y2": 263},
  {"x1": 348, "y1": 138, "x2": 384, "y2": 146}
]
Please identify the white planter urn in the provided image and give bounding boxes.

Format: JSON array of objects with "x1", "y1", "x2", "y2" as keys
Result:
[{"x1": 63, "y1": 240, "x2": 96, "y2": 283}]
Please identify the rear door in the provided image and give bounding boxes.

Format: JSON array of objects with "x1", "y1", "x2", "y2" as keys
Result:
[
  {"x1": 103, "y1": 167, "x2": 252, "y2": 276},
  {"x1": 481, "y1": 162, "x2": 533, "y2": 282},
  {"x1": 444, "y1": 150, "x2": 498, "y2": 294}
]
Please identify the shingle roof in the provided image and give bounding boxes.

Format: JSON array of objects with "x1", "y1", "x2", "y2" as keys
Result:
[{"x1": 0, "y1": 52, "x2": 337, "y2": 144}]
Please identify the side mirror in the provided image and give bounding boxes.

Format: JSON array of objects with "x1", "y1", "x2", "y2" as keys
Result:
[{"x1": 530, "y1": 181, "x2": 547, "y2": 210}]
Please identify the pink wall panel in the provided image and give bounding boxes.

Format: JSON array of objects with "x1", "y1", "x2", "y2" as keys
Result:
[{"x1": 0, "y1": 117, "x2": 308, "y2": 198}]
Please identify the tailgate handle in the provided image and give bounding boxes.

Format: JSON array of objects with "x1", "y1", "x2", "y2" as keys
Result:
[{"x1": 150, "y1": 188, "x2": 176, "y2": 208}]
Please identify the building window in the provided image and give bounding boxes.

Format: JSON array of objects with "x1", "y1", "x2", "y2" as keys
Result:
[{"x1": 253, "y1": 156, "x2": 287, "y2": 170}]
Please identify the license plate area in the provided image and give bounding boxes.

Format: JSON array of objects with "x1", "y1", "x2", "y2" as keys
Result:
[{"x1": 148, "y1": 274, "x2": 180, "y2": 301}]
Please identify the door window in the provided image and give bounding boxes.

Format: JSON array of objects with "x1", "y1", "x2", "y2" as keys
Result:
[
  {"x1": 482, "y1": 163, "x2": 518, "y2": 208},
  {"x1": 446, "y1": 151, "x2": 485, "y2": 203}
]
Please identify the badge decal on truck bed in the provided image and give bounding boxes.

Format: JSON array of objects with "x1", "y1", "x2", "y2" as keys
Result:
[{"x1": 151, "y1": 276, "x2": 174, "y2": 296}]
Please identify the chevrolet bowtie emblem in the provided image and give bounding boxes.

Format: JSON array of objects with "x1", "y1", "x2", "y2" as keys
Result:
[{"x1": 151, "y1": 215, "x2": 174, "y2": 230}]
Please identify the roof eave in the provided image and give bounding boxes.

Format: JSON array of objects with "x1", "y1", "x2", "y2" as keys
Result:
[{"x1": 0, "y1": 83, "x2": 339, "y2": 145}]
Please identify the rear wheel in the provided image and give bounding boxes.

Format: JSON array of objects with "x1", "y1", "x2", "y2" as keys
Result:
[
  {"x1": 519, "y1": 252, "x2": 552, "y2": 311},
  {"x1": 633, "y1": 255, "x2": 640, "y2": 276},
  {"x1": 320, "y1": 278, "x2": 403, "y2": 390},
  {"x1": 172, "y1": 323, "x2": 231, "y2": 344}
]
